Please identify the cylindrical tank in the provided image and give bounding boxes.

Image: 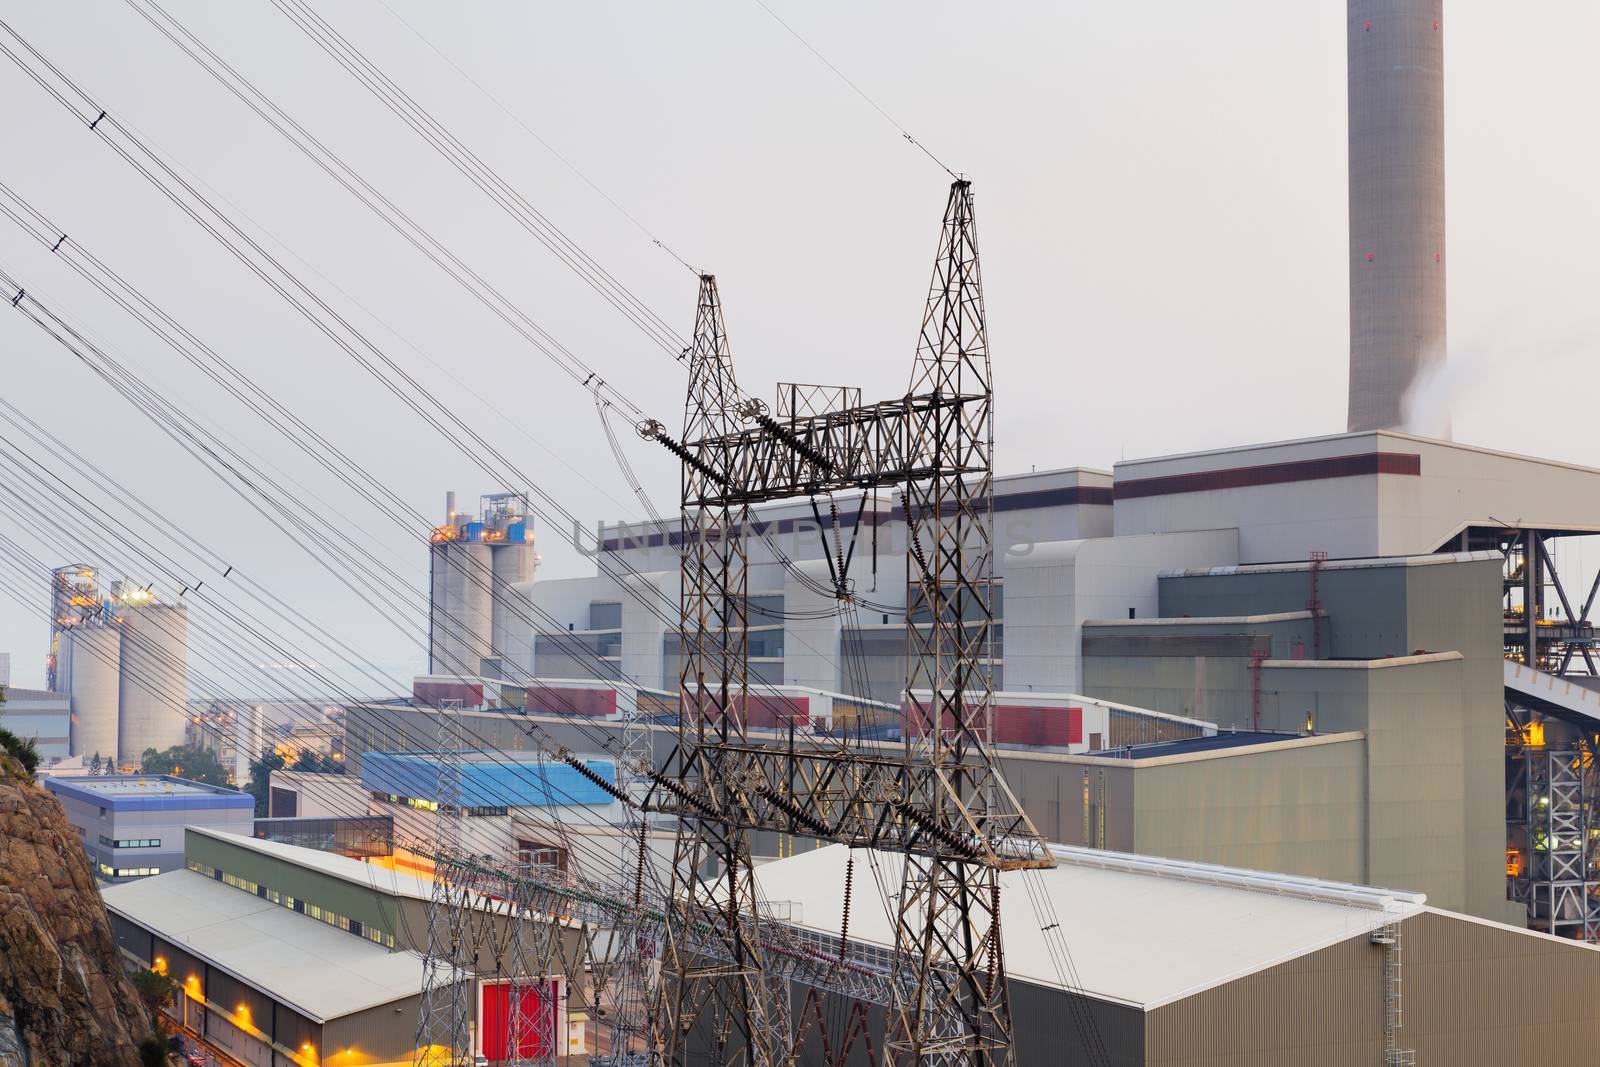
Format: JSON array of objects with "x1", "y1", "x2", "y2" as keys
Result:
[
  {"x1": 117, "y1": 604, "x2": 189, "y2": 764},
  {"x1": 490, "y1": 542, "x2": 537, "y2": 673},
  {"x1": 430, "y1": 541, "x2": 493, "y2": 678},
  {"x1": 62, "y1": 625, "x2": 121, "y2": 764},
  {"x1": 1347, "y1": 0, "x2": 1446, "y2": 434}
]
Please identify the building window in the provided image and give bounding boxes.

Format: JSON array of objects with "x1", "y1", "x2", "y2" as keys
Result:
[
  {"x1": 101, "y1": 864, "x2": 159, "y2": 877},
  {"x1": 99, "y1": 836, "x2": 161, "y2": 849},
  {"x1": 204, "y1": 861, "x2": 397, "y2": 950}
]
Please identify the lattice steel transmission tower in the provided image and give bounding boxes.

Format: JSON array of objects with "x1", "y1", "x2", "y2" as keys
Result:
[
  {"x1": 417, "y1": 699, "x2": 471, "y2": 1067},
  {"x1": 645, "y1": 181, "x2": 1053, "y2": 1067}
]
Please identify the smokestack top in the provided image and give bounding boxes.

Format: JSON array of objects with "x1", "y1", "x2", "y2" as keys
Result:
[{"x1": 1346, "y1": 0, "x2": 1447, "y2": 436}]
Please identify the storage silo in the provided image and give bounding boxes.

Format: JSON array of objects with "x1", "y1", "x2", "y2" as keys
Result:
[
  {"x1": 61, "y1": 624, "x2": 121, "y2": 764},
  {"x1": 489, "y1": 541, "x2": 536, "y2": 679},
  {"x1": 430, "y1": 540, "x2": 494, "y2": 678},
  {"x1": 116, "y1": 602, "x2": 189, "y2": 764}
]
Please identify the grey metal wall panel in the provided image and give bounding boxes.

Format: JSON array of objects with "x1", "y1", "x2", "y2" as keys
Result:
[
  {"x1": 1147, "y1": 931, "x2": 1382, "y2": 1066},
  {"x1": 1401, "y1": 909, "x2": 1600, "y2": 1062}
]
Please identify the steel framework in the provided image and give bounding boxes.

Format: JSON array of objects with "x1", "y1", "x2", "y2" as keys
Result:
[
  {"x1": 647, "y1": 181, "x2": 1052, "y2": 1067},
  {"x1": 415, "y1": 701, "x2": 563, "y2": 1067},
  {"x1": 417, "y1": 700, "x2": 472, "y2": 1067}
]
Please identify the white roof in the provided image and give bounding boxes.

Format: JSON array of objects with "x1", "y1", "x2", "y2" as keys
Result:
[
  {"x1": 189, "y1": 827, "x2": 434, "y2": 901},
  {"x1": 754, "y1": 843, "x2": 1425, "y2": 1010},
  {"x1": 102, "y1": 869, "x2": 449, "y2": 1021}
]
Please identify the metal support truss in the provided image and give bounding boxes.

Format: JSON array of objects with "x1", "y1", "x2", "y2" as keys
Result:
[
  {"x1": 654, "y1": 273, "x2": 788, "y2": 1067},
  {"x1": 417, "y1": 700, "x2": 471, "y2": 1067},
  {"x1": 648, "y1": 181, "x2": 1052, "y2": 1067},
  {"x1": 1453, "y1": 526, "x2": 1600, "y2": 676},
  {"x1": 1527, "y1": 745, "x2": 1600, "y2": 939}
]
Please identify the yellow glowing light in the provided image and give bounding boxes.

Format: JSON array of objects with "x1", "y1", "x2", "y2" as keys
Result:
[{"x1": 152, "y1": 956, "x2": 167, "y2": 975}]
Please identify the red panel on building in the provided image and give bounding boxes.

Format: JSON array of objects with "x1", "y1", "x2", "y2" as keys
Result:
[
  {"x1": 480, "y1": 979, "x2": 557, "y2": 1061},
  {"x1": 527, "y1": 684, "x2": 617, "y2": 718},
  {"x1": 905, "y1": 701, "x2": 1082, "y2": 747},
  {"x1": 682, "y1": 692, "x2": 810, "y2": 728},
  {"x1": 745, "y1": 694, "x2": 810, "y2": 729}
]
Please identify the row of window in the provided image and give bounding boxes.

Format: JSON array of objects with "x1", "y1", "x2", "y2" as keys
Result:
[
  {"x1": 100, "y1": 862, "x2": 160, "y2": 878},
  {"x1": 189, "y1": 861, "x2": 397, "y2": 949},
  {"x1": 100, "y1": 835, "x2": 161, "y2": 849},
  {"x1": 379, "y1": 793, "x2": 509, "y2": 818}
]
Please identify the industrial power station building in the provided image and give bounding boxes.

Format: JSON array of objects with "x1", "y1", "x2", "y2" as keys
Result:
[{"x1": 414, "y1": 427, "x2": 1600, "y2": 936}]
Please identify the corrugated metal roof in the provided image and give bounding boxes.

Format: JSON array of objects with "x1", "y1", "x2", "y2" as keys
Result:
[
  {"x1": 753, "y1": 843, "x2": 1425, "y2": 1010},
  {"x1": 102, "y1": 869, "x2": 450, "y2": 1022}
]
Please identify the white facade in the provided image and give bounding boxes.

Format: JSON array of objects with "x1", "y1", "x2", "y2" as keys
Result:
[
  {"x1": 0, "y1": 686, "x2": 71, "y2": 763},
  {"x1": 1002, "y1": 529, "x2": 1239, "y2": 695},
  {"x1": 1113, "y1": 431, "x2": 1600, "y2": 564},
  {"x1": 117, "y1": 603, "x2": 189, "y2": 763},
  {"x1": 501, "y1": 431, "x2": 1600, "y2": 725},
  {"x1": 60, "y1": 625, "x2": 121, "y2": 764}
]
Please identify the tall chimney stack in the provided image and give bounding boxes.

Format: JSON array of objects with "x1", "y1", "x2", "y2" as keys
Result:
[{"x1": 1346, "y1": 0, "x2": 1446, "y2": 434}]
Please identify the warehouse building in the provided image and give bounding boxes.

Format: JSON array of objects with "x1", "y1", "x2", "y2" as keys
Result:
[
  {"x1": 105, "y1": 827, "x2": 585, "y2": 1067},
  {"x1": 759, "y1": 843, "x2": 1600, "y2": 1067},
  {"x1": 45, "y1": 774, "x2": 253, "y2": 882}
]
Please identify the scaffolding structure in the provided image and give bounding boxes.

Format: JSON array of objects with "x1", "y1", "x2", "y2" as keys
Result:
[{"x1": 1506, "y1": 699, "x2": 1600, "y2": 940}]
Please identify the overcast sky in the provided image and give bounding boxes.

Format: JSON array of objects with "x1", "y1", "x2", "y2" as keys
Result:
[{"x1": 0, "y1": 2, "x2": 1595, "y2": 692}]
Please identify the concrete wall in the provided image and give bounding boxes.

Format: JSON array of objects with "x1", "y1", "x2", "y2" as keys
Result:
[
  {"x1": 1126, "y1": 735, "x2": 1366, "y2": 881},
  {"x1": 1113, "y1": 431, "x2": 1600, "y2": 564},
  {"x1": 267, "y1": 769, "x2": 372, "y2": 819},
  {"x1": 1002, "y1": 529, "x2": 1239, "y2": 696},
  {"x1": 1128, "y1": 553, "x2": 1506, "y2": 916},
  {"x1": 0, "y1": 687, "x2": 71, "y2": 762}
]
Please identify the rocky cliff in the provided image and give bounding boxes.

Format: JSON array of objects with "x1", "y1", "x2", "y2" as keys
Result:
[{"x1": 0, "y1": 762, "x2": 149, "y2": 1066}]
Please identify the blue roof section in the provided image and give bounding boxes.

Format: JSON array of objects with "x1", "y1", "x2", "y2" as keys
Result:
[
  {"x1": 360, "y1": 752, "x2": 617, "y2": 808},
  {"x1": 1094, "y1": 731, "x2": 1303, "y2": 759},
  {"x1": 45, "y1": 775, "x2": 254, "y2": 812}
]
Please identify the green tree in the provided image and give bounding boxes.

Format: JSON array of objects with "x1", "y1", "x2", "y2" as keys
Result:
[
  {"x1": 245, "y1": 747, "x2": 286, "y2": 817},
  {"x1": 137, "y1": 1033, "x2": 168, "y2": 1067},
  {"x1": 292, "y1": 750, "x2": 345, "y2": 775},
  {"x1": 139, "y1": 744, "x2": 229, "y2": 787},
  {"x1": 0, "y1": 726, "x2": 40, "y2": 778},
  {"x1": 90, "y1": 751, "x2": 103, "y2": 775},
  {"x1": 129, "y1": 967, "x2": 179, "y2": 1015}
]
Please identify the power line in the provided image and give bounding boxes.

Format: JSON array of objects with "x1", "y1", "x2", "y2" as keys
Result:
[
  {"x1": 748, "y1": 0, "x2": 960, "y2": 181},
  {"x1": 371, "y1": 0, "x2": 700, "y2": 277}
]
